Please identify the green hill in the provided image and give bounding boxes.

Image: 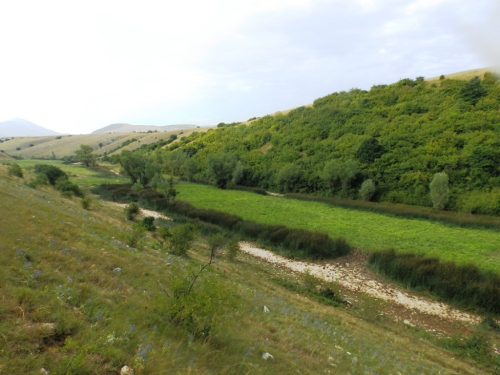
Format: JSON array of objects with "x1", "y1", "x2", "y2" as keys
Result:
[{"x1": 164, "y1": 71, "x2": 500, "y2": 215}]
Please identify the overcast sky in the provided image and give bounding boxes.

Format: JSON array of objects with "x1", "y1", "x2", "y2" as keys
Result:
[{"x1": 0, "y1": 0, "x2": 499, "y2": 134}]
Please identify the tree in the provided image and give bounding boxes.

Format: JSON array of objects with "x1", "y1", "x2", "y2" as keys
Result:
[
  {"x1": 459, "y1": 76, "x2": 487, "y2": 105},
  {"x1": 206, "y1": 153, "x2": 239, "y2": 189},
  {"x1": 355, "y1": 138, "x2": 385, "y2": 164},
  {"x1": 359, "y1": 179, "x2": 376, "y2": 201},
  {"x1": 322, "y1": 159, "x2": 359, "y2": 197},
  {"x1": 156, "y1": 176, "x2": 178, "y2": 204},
  {"x1": 430, "y1": 172, "x2": 449, "y2": 209},
  {"x1": 119, "y1": 150, "x2": 160, "y2": 186},
  {"x1": 276, "y1": 164, "x2": 302, "y2": 193},
  {"x1": 75, "y1": 144, "x2": 97, "y2": 167}
]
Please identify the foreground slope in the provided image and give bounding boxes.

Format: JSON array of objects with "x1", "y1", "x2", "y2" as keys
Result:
[{"x1": 0, "y1": 165, "x2": 494, "y2": 374}]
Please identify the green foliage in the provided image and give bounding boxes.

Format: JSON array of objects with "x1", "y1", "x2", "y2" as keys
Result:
[
  {"x1": 55, "y1": 177, "x2": 84, "y2": 198},
  {"x1": 322, "y1": 159, "x2": 359, "y2": 197},
  {"x1": 276, "y1": 163, "x2": 302, "y2": 193},
  {"x1": 74, "y1": 144, "x2": 97, "y2": 167},
  {"x1": 162, "y1": 263, "x2": 237, "y2": 339},
  {"x1": 207, "y1": 233, "x2": 228, "y2": 255},
  {"x1": 355, "y1": 138, "x2": 385, "y2": 163},
  {"x1": 124, "y1": 202, "x2": 140, "y2": 221},
  {"x1": 359, "y1": 179, "x2": 376, "y2": 201},
  {"x1": 206, "y1": 152, "x2": 239, "y2": 189},
  {"x1": 369, "y1": 249, "x2": 500, "y2": 314},
  {"x1": 429, "y1": 172, "x2": 449, "y2": 209},
  {"x1": 119, "y1": 150, "x2": 160, "y2": 186},
  {"x1": 169, "y1": 224, "x2": 196, "y2": 256},
  {"x1": 33, "y1": 164, "x2": 67, "y2": 185},
  {"x1": 459, "y1": 76, "x2": 488, "y2": 105},
  {"x1": 128, "y1": 222, "x2": 146, "y2": 247},
  {"x1": 141, "y1": 216, "x2": 156, "y2": 231},
  {"x1": 155, "y1": 175, "x2": 177, "y2": 204},
  {"x1": 81, "y1": 196, "x2": 92, "y2": 210},
  {"x1": 7, "y1": 163, "x2": 23, "y2": 178},
  {"x1": 226, "y1": 241, "x2": 240, "y2": 260},
  {"x1": 158, "y1": 72, "x2": 500, "y2": 213}
]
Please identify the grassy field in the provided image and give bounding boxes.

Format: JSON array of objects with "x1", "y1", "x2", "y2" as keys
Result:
[
  {"x1": 2, "y1": 166, "x2": 493, "y2": 374},
  {"x1": 175, "y1": 182, "x2": 500, "y2": 274},
  {"x1": 0, "y1": 127, "x2": 210, "y2": 159},
  {"x1": 5, "y1": 159, "x2": 129, "y2": 186}
]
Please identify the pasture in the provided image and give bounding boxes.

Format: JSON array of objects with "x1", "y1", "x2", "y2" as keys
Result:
[{"x1": 175, "y1": 182, "x2": 500, "y2": 274}]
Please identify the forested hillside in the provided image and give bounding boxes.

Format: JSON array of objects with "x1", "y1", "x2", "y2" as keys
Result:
[{"x1": 160, "y1": 73, "x2": 500, "y2": 215}]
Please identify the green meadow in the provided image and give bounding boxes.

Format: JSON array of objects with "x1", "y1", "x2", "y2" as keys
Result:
[
  {"x1": 6, "y1": 159, "x2": 129, "y2": 186},
  {"x1": 175, "y1": 182, "x2": 500, "y2": 274}
]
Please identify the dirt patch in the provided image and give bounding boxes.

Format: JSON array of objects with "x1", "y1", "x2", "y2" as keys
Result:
[
  {"x1": 239, "y1": 242, "x2": 481, "y2": 325},
  {"x1": 112, "y1": 202, "x2": 172, "y2": 221}
]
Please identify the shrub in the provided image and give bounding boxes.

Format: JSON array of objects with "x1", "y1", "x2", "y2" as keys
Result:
[
  {"x1": 162, "y1": 263, "x2": 237, "y2": 339},
  {"x1": 169, "y1": 224, "x2": 196, "y2": 256},
  {"x1": 33, "y1": 164, "x2": 67, "y2": 185},
  {"x1": 55, "y1": 178, "x2": 84, "y2": 198},
  {"x1": 141, "y1": 216, "x2": 156, "y2": 231},
  {"x1": 128, "y1": 223, "x2": 146, "y2": 248},
  {"x1": 359, "y1": 179, "x2": 376, "y2": 201},
  {"x1": 81, "y1": 196, "x2": 92, "y2": 210},
  {"x1": 430, "y1": 172, "x2": 449, "y2": 209},
  {"x1": 226, "y1": 241, "x2": 240, "y2": 261},
  {"x1": 7, "y1": 164, "x2": 23, "y2": 178},
  {"x1": 124, "y1": 202, "x2": 140, "y2": 221},
  {"x1": 368, "y1": 249, "x2": 500, "y2": 314}
]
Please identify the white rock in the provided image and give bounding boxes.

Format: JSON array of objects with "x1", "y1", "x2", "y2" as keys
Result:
[
  {"x1": 262, "y1": 352, "x2": 274, "y2": 361},
  {"x1": 263, "y1": 306, "x2": 270, "y2": 313},
  {"x1": 113, "y1": 268, "x2": 122, "y2": 272},
  {"x1": 121, "y1": 365, "x2": 134, "y2": 375},
  {"x1": 40, "y1": 368, "x2": 49, "y2": 375}
]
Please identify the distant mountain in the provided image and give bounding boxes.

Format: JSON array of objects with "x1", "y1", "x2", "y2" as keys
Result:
[
  {"x1": 92, "y1": 123, "x2": 199, "y2": 134},
  {"x1": 0, "y1": 118, "x2": 60, "y2": 137}
]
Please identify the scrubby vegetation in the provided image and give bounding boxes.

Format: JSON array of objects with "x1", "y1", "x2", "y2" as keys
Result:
[
  {"x1": 368, "y1": 249, "x2": 500, "y2": 314},
  {"x1": 93, "y1": 184, "x2": 351, "y2": 260},
  {"x1": 145, "y1": 73, "x2": 500, "y2": 215}
]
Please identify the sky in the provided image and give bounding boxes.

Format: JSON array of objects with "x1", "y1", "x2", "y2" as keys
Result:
[{"x1": 0, "y1": 0, "x2": 499, "y2": 134}]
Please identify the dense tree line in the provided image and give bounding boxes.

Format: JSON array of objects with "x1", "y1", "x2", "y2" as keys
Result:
[{"x1": 115, "y1": 73, "x2": 500, "y2": 215}]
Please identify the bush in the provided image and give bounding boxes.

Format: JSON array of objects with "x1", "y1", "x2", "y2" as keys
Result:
[
  {"x1": 162, "y1": 263, "x2": 238, "y2": 339},
  {"x1": 81, "y1": 196, "x2": 92, "y2": 210},
  {"x1": 141, "y1": 216, "x2": 156, "y2": 231},
  {"x1": 430, "y1": 172, "x2": 449, "y2": 209},
  {"x1": 33, "y1": 165, "x2": 67, "y2": 185},
  {"x1": 55, "y1": 178, "x2": 84, "y2": 198},
  {"x1": 124, "y1": 202, "x2": 140, "y2": 221},
  {"x1": 359, "y1": 179, "x2": 376, "y2": 201},
  {"x1": 226, "y1": 241, "x2": 240, "y2": 260},
  {"x1": 169, "y1": 224, "x2": 196, "y2": 256},
  {"x1": 369, "y1": 249, "x2": 500, "y2": 314},
  {"x1": 7, "y1": 164, "x2": 23, "y2": 178},
  {"x1": 128, "y1": 223, "x2": 146, "y2": 248}
]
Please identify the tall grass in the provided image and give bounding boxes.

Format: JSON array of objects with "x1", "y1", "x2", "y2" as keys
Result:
[
  {"x1": 92, "y1": 184, "x2": 351, "y2": 259},
  {"x1": 369, "y1": 249, "x2": 500, "y2": 314}
]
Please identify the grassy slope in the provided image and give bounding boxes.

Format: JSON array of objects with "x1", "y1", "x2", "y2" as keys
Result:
[
  {"x1": 175, "y1": 182, "x2": 500, "y2": 274},
  {"x1": 0, "y1": 128, "x2": 210, "y2": 159},
  {"x1": 0, "y1": 166, "x2": 489, "y2": 374}
]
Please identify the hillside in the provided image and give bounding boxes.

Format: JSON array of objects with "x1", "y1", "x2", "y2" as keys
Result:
[
  {"x1": 164, "y1": 70, "x2": 500, "y2": 215},
  {"x1": 1, "y1": 163, "x2": 498, "y2": 374},
  {"x1": 92, "y1": 123, "x2": 200, "y2": 134},
  {"x1": 0, "y1": 118, "x2": 60, "y2": 137},
  {"x1": 0, "y1": 127, "x2": 210, "y2": 159}
]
